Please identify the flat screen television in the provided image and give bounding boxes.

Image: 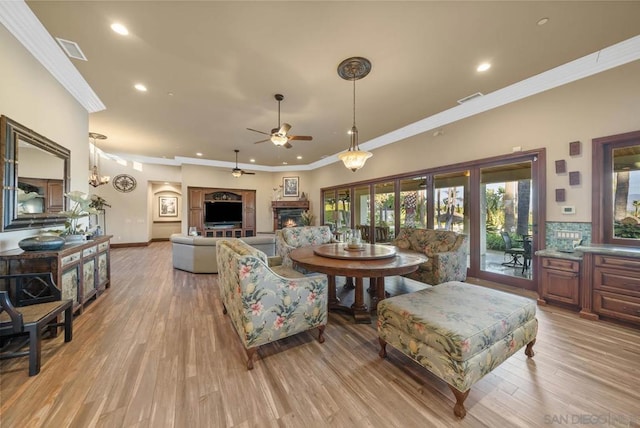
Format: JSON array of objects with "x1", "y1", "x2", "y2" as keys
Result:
[{"x1": 204, "y1": 201, "x2": 243, "y2": 224}]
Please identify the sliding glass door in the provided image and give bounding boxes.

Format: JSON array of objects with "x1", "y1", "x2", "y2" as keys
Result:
[
  {"x1": 321, "y1": 150, "x2": 544, "y2": 290},
  {"x1": 479, "y1": 161, "x2": 533, "y2": 281}
]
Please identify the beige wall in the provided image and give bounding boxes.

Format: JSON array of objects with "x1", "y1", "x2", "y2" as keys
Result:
[
  {"x1": 309, "y1": 59, "x2": 640, "y2": 223},
  {"x1": 0, "y1": 25, "x2": 88, "y2": 251},
  {"x1": 90, "y1": 160, "x2": 182, "y2": 244}
]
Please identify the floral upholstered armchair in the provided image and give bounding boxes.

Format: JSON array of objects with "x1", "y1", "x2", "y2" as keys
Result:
[
  {"x1": 275, "y1": 226, "x2": 335, "y2": 268},
  {"x1": 216, "y1": 238, "x2": 328, "y2": 369},
  {"x1": 391, "y1": 228, "x2": 468, "y2": 285}
]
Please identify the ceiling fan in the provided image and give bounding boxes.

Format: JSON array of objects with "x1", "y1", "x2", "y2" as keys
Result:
[
  {"x1": 231, "y1": 149, "x2": 255, "y2": 177},
  {"x1": 247, "y1": 93, "x2": 313, "y2": 148}
]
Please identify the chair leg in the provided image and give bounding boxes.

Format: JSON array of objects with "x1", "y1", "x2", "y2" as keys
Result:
[
  {"x1": 378, "y1": 337, "x2": 387, "y2": 358},
  {"x1": 27, "y1": 326, "x2": 42, "y2": 376},
  {"x1": 246, "y1": 347, "x2": 257, "y2": 370},
  {"x1": 64, "y1": 306, "x2": 73, "y2": 342},
  {"x1": 317, "y1": 325, "x2": 325, "y2": 343},
  {"x1": 449, "y1": 386, "x2": 470, "y2": 419}
]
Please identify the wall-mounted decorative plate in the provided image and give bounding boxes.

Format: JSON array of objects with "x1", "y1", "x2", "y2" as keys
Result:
[{"x1": 112, "y1": 174, "x2": 137, "y2": 193}]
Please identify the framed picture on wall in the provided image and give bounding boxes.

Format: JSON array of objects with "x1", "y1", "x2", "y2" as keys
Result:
[
  {"x1": 159, "y1": 196, "x2": 178, "y2": 217},
  {"x1": 283, "y1": 176, "x2": 299, "y2": 197}
]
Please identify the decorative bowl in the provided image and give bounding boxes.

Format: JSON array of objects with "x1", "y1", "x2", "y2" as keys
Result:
[
  {"x1": 347, "y1": 243, "x2": 365, "y2": 250},
  {"x1": 18, "y1": 235, "x2": 66, "y2": 251}
]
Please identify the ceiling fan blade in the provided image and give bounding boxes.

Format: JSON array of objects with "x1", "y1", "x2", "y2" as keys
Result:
[
  {"x1": 284, "y1": 142, "x2": 293, "y2": 149},
  {"x1": 278, "y1": 123, "x2": 292, "y2": 135},
  {"x1": 242, "y1": 171, "x2": 256, "y2": 175},
  {"x1": 253, "y1": 138, "x2": 270, "y2": 144},
  {"x1": 288, "y1": 135, "x2": 313, "y2": 141},
  {"x1": 247, "y1": 128, "x2": 271, "y2": 136}
]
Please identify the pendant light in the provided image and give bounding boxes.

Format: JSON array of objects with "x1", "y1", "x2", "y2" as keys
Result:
[
  {"x1": 337, "y1": 57, "x2": 372, "y2": 172},
  {"x1": 88, "y1": 132, "x2": 110, "y2": 187}
]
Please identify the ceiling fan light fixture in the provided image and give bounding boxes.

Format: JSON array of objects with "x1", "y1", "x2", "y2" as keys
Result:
[
  {"x1": 270, "y1": 134, "x2": 289, "y2": 146},
  {"x1": 337, "y1": 56, "x2": 372, "y2": 172},
  {"x1": 231, "y1": 149, "x2": 255, "y2": 177}
]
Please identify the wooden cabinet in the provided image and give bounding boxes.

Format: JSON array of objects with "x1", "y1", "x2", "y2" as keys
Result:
[
  {"x1": 187, "y1": 187, "x2": 256, "y2": 237},
  {"x1": 243, "y1": 191, "x2": 256, "y2": 236},
  {"x1": 538, "y1": 257, "x2": 581, "y2": 307},
  {"x1": 18, "y1": 177, "x2": 64, "y2": 213},
  {"x1": 0, "y1": 236, "x2": 111, "y2": 314},
  {"x1": 188, "y1": 188, "x2": 204, "y2": 232},
  {"x1": 46, "y1": 180, "x2": 64, "y2": 212},
  {"x1": 591, "y1": 255, "x2": 640, "y2": 325}
]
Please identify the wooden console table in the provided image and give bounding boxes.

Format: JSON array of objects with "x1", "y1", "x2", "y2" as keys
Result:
[{"x1": 0, "y1": 235, "x2": 111, "y2": 314}]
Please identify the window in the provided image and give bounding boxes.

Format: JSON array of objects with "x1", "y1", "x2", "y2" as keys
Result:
[{"x1": 593, "y1": 130, "x2": 640, "y2": 245}]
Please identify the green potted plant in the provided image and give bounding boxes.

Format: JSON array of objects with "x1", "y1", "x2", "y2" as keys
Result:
[
  {"x1": 300, "y1": 210, "x2": 315, "y2": 226},
  {"x1": 60, "y1": 191, "x2": 100, "y2": 240}
]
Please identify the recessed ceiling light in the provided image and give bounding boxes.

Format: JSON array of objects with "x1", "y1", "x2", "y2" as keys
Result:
[
  {"x1": 167, "y1": 92, "x2": 174, "y2": 97},
  {"x1": 250, "y1": 159, "x2": 255, "y2": 163},
  {"x1": 282, "y1": 161, "x2": 288, "y2": 165},
  {"x1": 134, "y1": 83, "x2": 147, "y2": 92},
  {"x1": 196, "y1": 152, "x2": 203, "y2": 157},
  {"x1": 111, "y1": 23, "x2": 129, "y2": 35},
  {"x1": 296, "y1": 155, "x2": 302, "y2": 160},
  {"x1": 537, "y1": 17, "x2": 549, "y2": 26},
  {"x1": 477, "y1": 62, "x2": 491, "y2": 72}
]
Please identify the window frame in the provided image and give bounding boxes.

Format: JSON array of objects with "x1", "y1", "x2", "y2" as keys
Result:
[{"x1": 592, "y1": 129, "x2": 640, "y2": 245}]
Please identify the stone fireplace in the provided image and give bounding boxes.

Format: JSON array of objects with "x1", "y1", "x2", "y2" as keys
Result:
[{"x1": 272, "y1": 201, "x2": 310, "y2": 230}]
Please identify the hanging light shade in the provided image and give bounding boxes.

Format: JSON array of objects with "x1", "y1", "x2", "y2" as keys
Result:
[
  {"x1": 88, "y1": 132, "x2": 110, "y2": 187},
  {"x1": 337, "y1": 57, "x2": 372, "y2": 172}
]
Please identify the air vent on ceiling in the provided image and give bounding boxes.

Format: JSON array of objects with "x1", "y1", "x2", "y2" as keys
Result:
[
  {"x1": 457, "y1": 92, "x2": 484, "y2": 105},
  {"x1": 56, "y1": 37, "x2": 87, "y2": 61}
]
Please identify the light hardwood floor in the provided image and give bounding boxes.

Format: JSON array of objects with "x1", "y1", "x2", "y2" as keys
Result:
[{"x1": 1, "y1": 242, "x2": 639, "y2": 427}]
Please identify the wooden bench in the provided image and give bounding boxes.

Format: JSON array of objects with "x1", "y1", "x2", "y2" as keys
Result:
[
  {"x1": 0, "y1": 273, "x2": 73, "y2": 376},
  {"x1": 377, "y1": 281, "x2": 537, "y2": 418}
]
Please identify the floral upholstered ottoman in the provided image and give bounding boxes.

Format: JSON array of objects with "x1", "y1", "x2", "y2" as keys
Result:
[{"x1": 377, "y1": 281, "x2": 537, "y2": 419}]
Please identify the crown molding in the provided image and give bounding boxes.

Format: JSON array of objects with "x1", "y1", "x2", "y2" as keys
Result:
[{"x1": 0, "y1": 1, "x2": 105, "y2": 113}]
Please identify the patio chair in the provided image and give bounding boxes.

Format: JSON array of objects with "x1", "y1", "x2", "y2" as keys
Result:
[{"x1": 500, "y1": 231, "x2": 525, "y2": 267}]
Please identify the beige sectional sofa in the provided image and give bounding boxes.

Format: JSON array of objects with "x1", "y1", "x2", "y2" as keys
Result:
[{"x1": 170, "y1": 233, "x2": 275, "y2": 273}]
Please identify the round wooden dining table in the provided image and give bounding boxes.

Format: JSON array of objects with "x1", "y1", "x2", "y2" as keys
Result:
[{"x1": 289, "y1": 243, "x2": 427, "y2": 323}]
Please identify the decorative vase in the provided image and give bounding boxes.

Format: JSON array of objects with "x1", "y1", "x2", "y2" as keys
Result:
[
  {"x1": 18, "y1": 235, "x2": 65, "y2": 251},
  {"x1": 64, "y1": 234, "x2": 86, "y2": 243}
]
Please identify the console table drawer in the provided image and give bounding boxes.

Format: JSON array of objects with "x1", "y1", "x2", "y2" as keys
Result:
[
  {"x1": 593, "y1": 291, "x2": 640, "y2": 324},
  {"x1": 61, "y1": 252, "x2": 81, "y2": 267},
  {"x1": 541, "y1": 258, "x2": 579, "y2": 272},
  {"x1": 83, "y1": 245, "x2": 97, "y2": 257}
]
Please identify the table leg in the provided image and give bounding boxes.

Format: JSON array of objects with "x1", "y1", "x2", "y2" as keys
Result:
[
  {"x1": 343, "y1": 277, "x2": 355, "y2": 290},
  {"x1": 327, "y1": 275, "x2": 339, "y2": 308},
  {"x1": 351, "y1": 277, "x2": 370, "y2": 324}
]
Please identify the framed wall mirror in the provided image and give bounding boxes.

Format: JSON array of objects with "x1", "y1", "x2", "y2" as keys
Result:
[{"x1": 1, "y1": 115, "x2": 70, "y2": 231}]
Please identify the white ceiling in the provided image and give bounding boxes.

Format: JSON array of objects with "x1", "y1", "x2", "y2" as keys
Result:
[{"x1": 15, "y1": 1, "x2": 640, "y2": 171}]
